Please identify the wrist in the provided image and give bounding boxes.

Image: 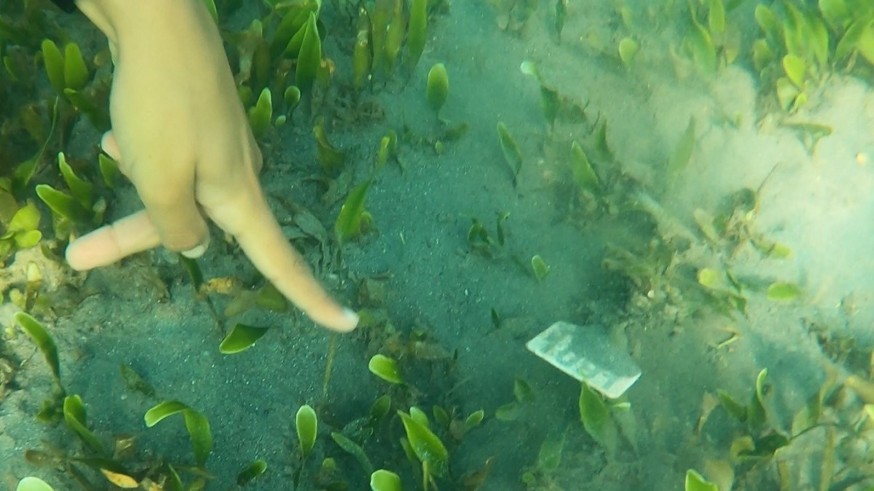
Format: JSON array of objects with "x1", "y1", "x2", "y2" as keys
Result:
[{"x1": 74, "y1": 0, "x2": 212, "y2": 47}]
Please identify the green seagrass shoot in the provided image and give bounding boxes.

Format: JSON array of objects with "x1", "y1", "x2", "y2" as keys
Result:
[
  {"x1": 369, "y1": 0, "x2": 392, "y2": 77},
  {"x1": 382, "y1": 0, "x2": 407, "y2": 74},
  {"x1": 334, "y1": 179, "x2": 373, "y2": 245},
  {"x1": 519, "y1": 60, "x2": 560, "y2": 127},
  {"x1": 14, "y1": 312, "x2": 67, "y2": 421},
  {"x1": 554, "y1": 0, "x2": 567, "y2": 41},
  {"x1": 296, "y1": 404, "x2": 318, "y2": 459},
  {"x1": 375, "y1": 130, "x2": 398, "y2": 172},
  {"x1": 98, "y1": 153, "x2": 119, "y2": 188},
  {"x1": 41, "y1": 38, "x2": 88, "y2": 94},
  {"x1": 331, "y1": 431, "x2": 374, "y2": 475},
  {"x1": 219, "y1": 323, "x2": 270, "y2": 354},
  {"x1": 314, "y1": 118, "x2": 346, "y2": 175},
  {"x1": 495, "y1": 378, "x2": 535, "y2": 421},
  {"x1": 464, "y1": 409, "x2": 485, "y2": 430},
  {"x1": 496, "y1": 122, "x2": 522, "y2": 186},
  {"x1": 15, "y1": 312, "x2": 61, "y2": 389},
  {"x1": 296, "y1": 12, "x2": 322, "y2": 96},
  {"x1": 0, "y1": 200, "x2": 42, "y2": 259},
  {"x1": 41, "y1": 38, "x2": 108, "y2": 129},
  {"x1": 579, "y1": 382, "x2": 619, "y2": 458},
  {"x1": 531, "y1": 254, "x2": 550, "y2": 283},
  {"x1": 248, "y1": 87, "x2": 272, "y2": 138},
  {"x1": 285, "y1": 85, "x2": 302, "y2": 110},
  {"x1": 352, "y1": 10, "x2": 372, "y2": 92},
  {"x1": 618, "y1": 37, "x2": 639, "y2": 67},
  {"x1": 426, "y1": 63, "x2": 449, "y2": 116},
  {"x1": 223, "y1": 282, "x2": 288, "y2": 318},
  {"x1": 370, "y1": 394, "x2": 392, "y2": 423},
  {"x1": 369, "y1": 353, "x2": 403, "y2": 384},
  {"x1": 144, "y1": 400, "x2": 213, "y2": 467},
  {"x1": 37, "y1": 152, "x2": 107, "y2": 232},
  {"x1": 766, "y1": 281, "x2": 800, "y2": 301},
  {"x1": 685, "y1": 469, "x2": 718, "y2": 491},
  {"x1": 236, "y1": 459, "x2": 268, "y2": 486},
  {"x1": 667, "y1": 118, "x2": 695, "y2": 187},
  {"x1": 467, "y1": 212, "x2": 509, "y2": 257},
  {"x1": 270, "y1": 0, "x2": 320, "y2": 59},
  {"x1": 398, "y1": 408, "x2": 449, "y2": 478},
  {"x1": 63, "y1": 394, "x2": 105, "y2": 454},
  {"x1": 521, "y1": 434, "x2": 564, "y2": 487},
  {"x1": 370, "y1": 469, "x2": 402, "y2": 491},
  {"x1": 405, "y1": 0, "x2": 428, "y2": 73},
  {"x1": 16, "y1": 477, "x2": 54, "y2": 491},
  {"x1": 570, "y1": 141, "x2": 600, "y2": 196},
  {"x1": 685, "y1": 15, "x2": 717, "y2": 76}
]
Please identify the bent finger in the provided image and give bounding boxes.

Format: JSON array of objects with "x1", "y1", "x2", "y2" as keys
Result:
[
  {"x1": 65, "y1": 211, "x2": 161, "y2": 270},
  {"x1": 128, "y1": 158, "x2": 210, "y2": 253}
]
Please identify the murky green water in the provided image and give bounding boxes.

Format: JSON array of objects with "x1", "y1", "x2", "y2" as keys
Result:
[{"x1": 3, "y1": 1, "x2": 874, "y2": 490}]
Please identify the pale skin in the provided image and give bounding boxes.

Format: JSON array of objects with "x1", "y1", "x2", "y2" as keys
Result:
[{"x1": 70, "y1": 0, "x2": 358, "y2": 332}]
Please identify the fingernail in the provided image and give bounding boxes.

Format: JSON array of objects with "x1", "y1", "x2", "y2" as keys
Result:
[
  {"x1": 342, "y1": 307, "x2": 359, "y2": 330},
  {"x1": 181, "y1": 243, "x2": 208, "y2": 259}
]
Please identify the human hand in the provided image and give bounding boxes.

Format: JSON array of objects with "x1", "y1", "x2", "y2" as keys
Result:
[{"x1": 68, "y1": 0, "x2": 358, "y2": 332}]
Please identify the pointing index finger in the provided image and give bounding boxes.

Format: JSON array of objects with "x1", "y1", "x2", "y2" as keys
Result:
[{"x1": 223, "y1": 195, "x2": 358, "y2": 332}]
